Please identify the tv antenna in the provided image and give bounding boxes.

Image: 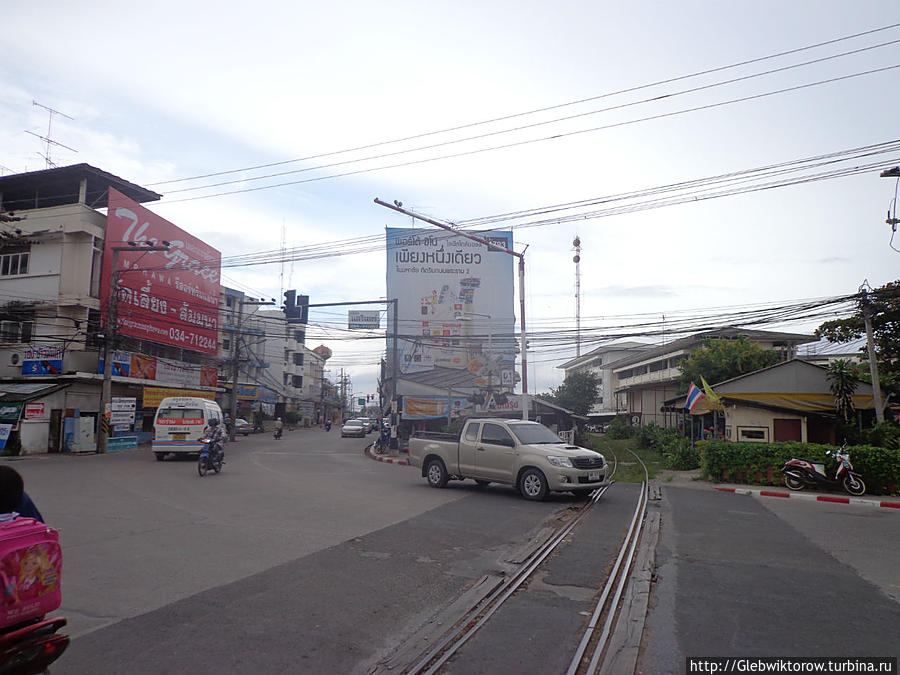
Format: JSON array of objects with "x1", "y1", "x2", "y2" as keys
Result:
[{"x1": 25, "y1": 101, "x2": 77, "y2": 169}]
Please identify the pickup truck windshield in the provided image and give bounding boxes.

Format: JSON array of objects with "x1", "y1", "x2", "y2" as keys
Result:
[{"x1": 509, "y1": 424, "x2": 566, "y2": 445}]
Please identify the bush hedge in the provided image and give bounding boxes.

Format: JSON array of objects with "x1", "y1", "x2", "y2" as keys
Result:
[
  {"x1": 635, "y1": 423, "x2": 699, "y2": 470},
  {"x1": 700, "y1": 440, "x2": 900, "y2": 495}
]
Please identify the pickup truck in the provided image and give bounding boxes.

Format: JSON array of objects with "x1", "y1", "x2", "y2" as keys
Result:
[{"x1": 408, "y1": 418, "x2": 610, "y2": 501}]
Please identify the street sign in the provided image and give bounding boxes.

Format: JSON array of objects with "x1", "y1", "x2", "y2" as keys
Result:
[
  {"x1": 109, "y1": 411, "x2": 135, "y2": 425},
  {"x1": 348, "y1": 310, "x2": 381, "y2": 330},
  {"x1": 111, "y1": 397, "x2": 136, "y2": 412}
]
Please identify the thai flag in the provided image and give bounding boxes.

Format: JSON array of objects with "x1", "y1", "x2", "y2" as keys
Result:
[{"x1": 685, "y1": 382, "x2": 705, "y2": 411}]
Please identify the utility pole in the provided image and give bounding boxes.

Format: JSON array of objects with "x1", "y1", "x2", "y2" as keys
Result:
[
  {"x1": 228, "y1": 297, "x2": 274, "y2": 442},
  {"x1": 98, "y1": 242, "x2": 169, "y2": 453},
  {"x1": 859, "y1": 283, "x2": 885, "y2": 424},
  {"x1": 374, "y1": 199, "x2": 529, "y2": 398}
]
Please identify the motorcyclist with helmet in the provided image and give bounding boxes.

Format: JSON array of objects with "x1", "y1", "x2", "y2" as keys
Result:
[{"x1": 203, "y1": 418, "x2": 226, "y2": 462}]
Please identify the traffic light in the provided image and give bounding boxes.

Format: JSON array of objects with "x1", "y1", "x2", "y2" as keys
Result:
[
  {"x1": 283, "y1": 290, "x2": 297, "y2": 318},
  {"x1": 297, "y1": 294, "x2": 309, "y2": 323}
]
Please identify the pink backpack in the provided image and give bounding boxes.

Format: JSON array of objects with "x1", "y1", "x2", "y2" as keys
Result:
[{"x1": 0, "y1": 518, "x2": 62, "y2": 627}]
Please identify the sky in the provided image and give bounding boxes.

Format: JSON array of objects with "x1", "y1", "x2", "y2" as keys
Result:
[{"x1": 3, "y1": 1, "x2": 899, "y2": 399}]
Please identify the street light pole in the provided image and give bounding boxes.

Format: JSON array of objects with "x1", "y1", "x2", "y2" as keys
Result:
[{"x1": 98, "y1": 243, "x2": 169, "y2": 454}]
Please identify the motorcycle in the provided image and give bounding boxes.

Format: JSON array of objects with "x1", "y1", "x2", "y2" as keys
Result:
[
  {"x1": 198, "y1": 437, "x2": 224, "y2": 477},
  {"x1": 324, "y1": 420, "x2": 332, "y2": 432},
  {"x1": 781, "y1": 443, "x2": 866, "y2": 496},
  {"x1": 273, "y1": 426, "x2": 283, "y2": 440},
  {"x1": 0, "y1": 616, "x2": 69, "y2": 675}
]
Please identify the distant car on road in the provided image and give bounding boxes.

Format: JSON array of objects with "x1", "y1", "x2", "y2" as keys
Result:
[
  {"x1": 341, "y1": 419, "x2": 367, "y2": 438},
  {"x1": 234, "y1": 418, "x2": 254, "y2": 436},
  {"x1": 357, "y1": 417, "x2": 376, "y2": 432}
]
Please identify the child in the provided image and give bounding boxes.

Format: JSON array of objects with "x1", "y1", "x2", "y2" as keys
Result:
[{"x1": 0, "y1": 466, "x2": 42, "y2": 523}]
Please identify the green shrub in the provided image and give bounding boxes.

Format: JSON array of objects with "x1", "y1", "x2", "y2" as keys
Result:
[
  {"x1": 700, "y1": 440, "x2": 900, "y2": 495},
  {"x1": 606, "y1": 415, "x2": 633, "y2": 439},
  {"x1": 284, "y1": 411, "x2": 301, "y2": 425},
  {"x1": 863, "y1": 421, "x2": 900, "y2": 450},
  {"x1": 662, "y1": 436, "x2": 700, "y2": 470}
]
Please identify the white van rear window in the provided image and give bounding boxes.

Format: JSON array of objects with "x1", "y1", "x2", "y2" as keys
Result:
[{"x1": 157, "y1": 408, "x2": 204, "y2": 425}]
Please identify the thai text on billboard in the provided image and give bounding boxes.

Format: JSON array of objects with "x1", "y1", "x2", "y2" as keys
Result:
[
  {"x1": 102, "y1": 189, "x2": 221, "y2": 355},
  {"x1": 385, "y1": 227, "x2": 516, "y2": 383}
]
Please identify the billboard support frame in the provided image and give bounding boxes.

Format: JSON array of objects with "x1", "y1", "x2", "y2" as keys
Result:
[
  {"x1": 375, "y1": 198, "x2": 529, "y2": 411},
  {"x1": 98, "y1": 243, "x2": 170, "y2": 454}
]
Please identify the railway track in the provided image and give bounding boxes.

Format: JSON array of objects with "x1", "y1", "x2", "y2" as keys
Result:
[{"x1": 389, "y1": 447, "x2": 653, "y2": 675}]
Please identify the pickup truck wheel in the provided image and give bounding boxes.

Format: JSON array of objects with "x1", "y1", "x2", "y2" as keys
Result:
[
  {"x1": 519, "y1": 468, "x2": 548, "y2": 501},
  {"x1": 426, "y1": 458, "x2": 449, "y2": 488}
]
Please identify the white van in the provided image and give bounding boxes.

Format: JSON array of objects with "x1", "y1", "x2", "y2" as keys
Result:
[{"x1": 152, "y1": 397, "x2": 224, "y2": 461}]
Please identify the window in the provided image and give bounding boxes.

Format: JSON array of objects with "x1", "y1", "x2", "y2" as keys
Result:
[
  {"x1": 90, "y1": 238, "x2": 102, "y2": 298},
  {"x1": 294, "y1": 330, "x2": 305, "y2": 343},
  {"x1": 222, "y1": 339, "x2": 231, "y2": 351},
  {"x1": 0, "y1": 321, "x2": 32, "y2": 343},
  {"x1": 0, "y1": 251, "x2": 29, "y2": 276},
  {"x1": 292, "y1": 375, "x2": 303, "y2": 388},
  {"x1": 738, "y1": 427, "x2": 769, "y2": 442},
  {"x1": 649, "y1": 359, "x2": 667, "y2": 373},
  {"x1": 464, "y1": 423, "x2": 481, "y2": 442},
  {"x1": 293, "y1": 353, "x2": 304, "y2": 366},
  {"x1": 481, "y1": 423, "x2": 514, "y2": 446},
  {"x1": 85, "y1": 309, "x2": 102, "y2": 348}
]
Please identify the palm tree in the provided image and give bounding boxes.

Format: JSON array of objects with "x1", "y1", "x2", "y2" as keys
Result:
[{"x1": 827, "y1": 359, "x2": 858, "y2": 423}]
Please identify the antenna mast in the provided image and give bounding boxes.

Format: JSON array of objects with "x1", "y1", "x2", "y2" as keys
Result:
[
  {"x1": 26, "y1": 101, "x2": 76, "y2": 169},
  {"x1": 573, "y1": 236, "x2": 581, "y2": 357}
]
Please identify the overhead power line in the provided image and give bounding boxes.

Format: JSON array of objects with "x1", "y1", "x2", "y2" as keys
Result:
[{"x1": 148, "y1": 22, "x2": 900, "y2": 188}]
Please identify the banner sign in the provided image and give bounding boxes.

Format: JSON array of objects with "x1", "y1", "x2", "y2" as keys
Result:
[
  {"x1": 103, "y1": 189, "x2": 221, "y2": 355},
  {"x1": 24, "y1": 403, "x2": 46, "y2": 419},
  {"x1": 385, "y1": 228, "x2": 516, "y2": 386},
  {"x1": 142, "y1": 387, "x2": 216, "y2": 408},
  {"x1": 21, "y1": 345, "x2": 64, "y2": 376},
  {"x1": 0, "y1": 425, "x2": 11, "y2": 452},
  {"x1": 107, "y1": 436, "x2": 138, "y2": 452},
  {"x1": 0, "y1": 403, "x2": 23, "y2": 424},
  {"x1": 99, "y1": 350, "x2": 218, "y2": 388},
  {"x1": 348, "y1": 310, "x2": 381, "y2": 330}
]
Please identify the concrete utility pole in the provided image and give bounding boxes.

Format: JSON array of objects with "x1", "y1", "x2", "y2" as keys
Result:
[
  {"x1": 228, "y1": 297, "x2": 274, "y2": 442},
  {"x1": 374, "y1": 199, "x2": 530, "y2": 398},
  {"x1": 858, "y1": 284, "x2": 885, "y2": 424},
  {"x1": 98, "y1": 242, "x2": 169, "y2": 454}
]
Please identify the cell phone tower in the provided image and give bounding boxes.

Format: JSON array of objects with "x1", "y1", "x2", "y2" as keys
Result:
[{"x1": 573, "y1": 236, "x2": 581, "y2": 357}]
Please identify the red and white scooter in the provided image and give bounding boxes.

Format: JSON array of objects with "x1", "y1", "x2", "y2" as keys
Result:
[{"x1": 781, "y1": 443, "x2": 866, "y2": 496}]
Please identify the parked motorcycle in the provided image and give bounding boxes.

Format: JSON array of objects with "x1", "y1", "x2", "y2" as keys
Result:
[
  {"x1": 0, "y1": 616, "x2": 69, "y2": 675},
  {"x1": 198, "y1": 437, "x2": 224, "y2": 477},
  {"x1": 781, "y1": 443, "x2": 865, "y2": 496}
]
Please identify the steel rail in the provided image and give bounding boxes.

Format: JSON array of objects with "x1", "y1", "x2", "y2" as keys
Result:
[
  {"x1": 567, "y1": 448, "x2": 650, "y2": 675},
  {"x1": 405, "y1": 453, "x2": 621, "y2": 675}
]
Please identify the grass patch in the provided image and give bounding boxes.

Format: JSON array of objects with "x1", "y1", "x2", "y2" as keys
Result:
[{"x1": 589, "y1": 436, "x2": 664, "y2": 483}]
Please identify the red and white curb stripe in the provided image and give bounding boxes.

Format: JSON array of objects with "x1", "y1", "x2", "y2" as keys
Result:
[
  {"x1": 365, "y1": 446, "x2": 411, "y2": 466},
  {"x1": 715, "y1": 486, "x2": 900, "y2": 510}
]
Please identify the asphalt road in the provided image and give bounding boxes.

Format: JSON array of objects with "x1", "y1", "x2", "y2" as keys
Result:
[
  {"x1": 7, "y1": 434, "x2": 900, "y2": 674},
  {"x1": 639, "y1": 486, "x2": 900, "y2": 673}
]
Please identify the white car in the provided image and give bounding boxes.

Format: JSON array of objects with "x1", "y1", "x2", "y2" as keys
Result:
[{"x1": 341, "y1": 419, "x2": 367, "y2": 438}]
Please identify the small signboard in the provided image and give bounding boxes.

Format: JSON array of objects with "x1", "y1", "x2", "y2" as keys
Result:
[
  {"x1": 348, "y1": 310, "x2": 381, "y2": 330},
  {"x1": 111, "y1": 397, "x2": 137, "y2": 412},
  {"x1": 24, "y1": 403, "x2": 46, "y2": 419},
  {"x1": 109, "y1": 411, "x2": 135, "y2": 426},
  {"x1": 0, "y1": 424, "x2": 11, "y2": 452},
  {"x1": 107, "y1": 436, "x2": 138, "y2": 452}
]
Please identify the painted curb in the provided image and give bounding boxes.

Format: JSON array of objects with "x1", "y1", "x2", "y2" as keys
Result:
[
  {"x1": 714, "y1": 486, "x2": 900, "y2": 510},
  {"x1": 365, "y1": 445, "x2": 412, "y2": 466}
]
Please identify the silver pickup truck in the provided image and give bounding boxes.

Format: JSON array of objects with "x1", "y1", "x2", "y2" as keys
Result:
[{"x1": 408, "y1": 418, "x2": 610, "y2": 500}]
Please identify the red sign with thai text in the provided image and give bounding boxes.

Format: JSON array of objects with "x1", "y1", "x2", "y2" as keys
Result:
[{"x1": 102, "y1": 189, "x2": 221, "y2": 355}]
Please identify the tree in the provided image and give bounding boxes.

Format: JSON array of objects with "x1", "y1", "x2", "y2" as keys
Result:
[
  {"x1": 826, "y1": 359, "x2": 858, "y2": 423},
  {"x1": 677, "y1": 336, "x2": 781, "y2": 393},
  {"x1": 536, "y1": 371, "x2": 600, "y2": 416},
  {"x1": 816, "y1": 280, "x2": 900, "y2": 409}
]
